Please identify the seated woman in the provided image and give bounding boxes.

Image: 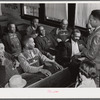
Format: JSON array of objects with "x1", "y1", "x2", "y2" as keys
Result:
[
  {"x1": 35, "y1": 26, "x2": 57, "y2": 60},
  {"x1": 75, "y1": 60, "x2": 97, "y2": 88}
]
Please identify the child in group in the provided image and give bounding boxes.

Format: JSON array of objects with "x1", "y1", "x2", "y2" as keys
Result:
[{"x1": 75, "y1": 60, "x2": 97, "y2": 88}]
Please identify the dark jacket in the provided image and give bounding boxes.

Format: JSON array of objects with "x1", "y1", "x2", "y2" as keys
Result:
[
  {"x1": 56, "y1": 39, "x2": 85, "y2": 67},
  {"x1": 82, "y1": 27, "x2": 100, "y2": 70},
  {"x1": 35, "y1": 33, "x2": 58, "y2": 56},
  {"x1": 2, "y1": 32, "x2": 22, "y2": 57}
]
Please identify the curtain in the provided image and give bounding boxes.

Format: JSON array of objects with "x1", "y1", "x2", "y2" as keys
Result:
[
  {"x1": 45, "y1": 3, "x2": 68, "y2": 21},
  {"x1": 0, "y1": 4, "x2": 2, "y2": 16},
  {"x1": 75, "y1": 3, "x2": 100, "y2": 28}
]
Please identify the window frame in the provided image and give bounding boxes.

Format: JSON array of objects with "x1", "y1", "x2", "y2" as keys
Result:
[{"x1": 20, "y1": 3, "x2": 76, "y2": 28}]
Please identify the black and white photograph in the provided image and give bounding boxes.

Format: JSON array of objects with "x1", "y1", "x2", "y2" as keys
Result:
[{"x1": 0, "y1": 2, "x2": 100, "y2": 90}]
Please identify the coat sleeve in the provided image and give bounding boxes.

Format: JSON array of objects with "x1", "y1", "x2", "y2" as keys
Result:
[
  {"x1": 2, "y1": 35, "x2": 10, "y2": 53},
  {"x1": 83, "y1": 35, "x2": 100, "y2": 60},
  {"x1": 48, "y1": 33, "x2": 58, "y2": 47},
  {"x1": 35, "y1": 48, "x2": 53, "y2": 63},
  {"x1": 50, "y1": 28, "x2": 58, "y2": 40}
]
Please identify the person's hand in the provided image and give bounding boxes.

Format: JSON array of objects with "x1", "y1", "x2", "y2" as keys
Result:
[
  {"x1": 57, "y1": 38, "x2": 62, "y2": 42},
  {"x1": 47, "y1": 53, "x2": 54, "y2": 60},
  {"x1": 39, "y1": 69, "x2": 52, "y2": 76},
  {"x1": 79, "y1": 44, "x2": 85, "y2": 51},
  {"x1": 71, "y1": 55, "x2": 81, "y2": 61},
  {"x1": 78, "y1": 57, "x2": 86, "y2": 61},
  {"x1": 53, "y1": 61, "x2": 64, "y2": 70},
  {"x1": 75, "y1": 52, "x2": 81, "y2": 56}
]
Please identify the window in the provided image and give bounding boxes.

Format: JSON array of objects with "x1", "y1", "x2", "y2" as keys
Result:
[
  {"x1": 20, "y1": 3, "x2": 41, "y2": 20},
  {"x1": 20, "y1": 3, "x2": 71, "y2": 27},
  {"x1": 45, "y1": 3, "x2": 68, "y2": 22}
]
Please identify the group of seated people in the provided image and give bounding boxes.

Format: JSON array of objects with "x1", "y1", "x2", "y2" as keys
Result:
[{"x1": 0, "y1": 17, "x2": 98, "y2": 88}]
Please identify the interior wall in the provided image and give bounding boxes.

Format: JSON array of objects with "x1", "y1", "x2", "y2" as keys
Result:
[
  {"x1": 0, "y1": 4, "x2": 30, "y2": 26},
  {"x1": 75, "y1": 3, "x2": 100, "y2": 28}
]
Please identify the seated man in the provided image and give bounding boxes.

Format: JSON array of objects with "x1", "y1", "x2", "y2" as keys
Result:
[
  {"x1": 2, "y1": 22, "x2": 22, "y2": 57},
  {"x1": 26, "y1": 18, "x2": 39, "y2": 39},
  {"x1": 18, "y1": 36, "x2": 63, "y2": 78},
  {"x1": 50, "y1": 19, "x2": 72, "y2": 44},
  {"x1": 70, "y1": 28, "x2": 85, "y2": 58},
  {"x1": 35, "y1": 26, "x2": 57, "y2": 59},
  {"x1": 56, "y1": 28, "x2": 85, "y2": 67},
  {"x1": 0, "y1": 43, "x2": 19, "y2": 87}
]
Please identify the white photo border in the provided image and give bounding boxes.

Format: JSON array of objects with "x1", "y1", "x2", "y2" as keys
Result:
[{"x1": 0, "y1": 1, "x2": 100, "y2": 98}]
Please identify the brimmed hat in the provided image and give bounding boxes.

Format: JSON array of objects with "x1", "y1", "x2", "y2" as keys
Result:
[{"x1": 5, "y1": 75, "x2": 27, "y2": 88}]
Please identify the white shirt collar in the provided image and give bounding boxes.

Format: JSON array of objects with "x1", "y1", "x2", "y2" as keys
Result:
[{"x1": 71, "y1": 39, "x2": 80, "y2": 57}]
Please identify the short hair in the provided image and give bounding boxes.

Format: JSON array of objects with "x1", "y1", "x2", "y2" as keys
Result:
[
  {"x1": 22, "y1": 35, "x2": 32, "y2": 47},
  {"x1": 36, "y1": 26, "x2": 44, "y2": 35},
  {"x1": 91, "y1": 10, "x2": 100, "y2": 20},
  {"x1": 7, "y1": 22, "x2": 17, "y2": 32},
  {"x1": 72, "y1": 28, "x2": 81, "y2": 36},
  {"x1": 61, "y1": 19, "x2": 68, "y2": 25},
  {"x1": 31, "y1": 18, "x2": 39, "y2": 24},
  {"x1": 7, "y1": 22, "x2": 16, "y2": 28},
  {"x1": 80, "y1": 60, "x2": 97, "y2": 78}
]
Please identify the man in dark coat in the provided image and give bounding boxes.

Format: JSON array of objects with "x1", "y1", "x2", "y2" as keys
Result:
[
  {"x1": 35, "y1": 26, "x2": 58, "y2": 59},
  {"x1": 56, "y1": 28, "x2": 85, "y2": 68},
  {"x1": 81, "y1": 10, "x2": 100, "y2": 87},
  {"x1": 2, "y1": 22, "x2": 22, "y2": 57}
]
